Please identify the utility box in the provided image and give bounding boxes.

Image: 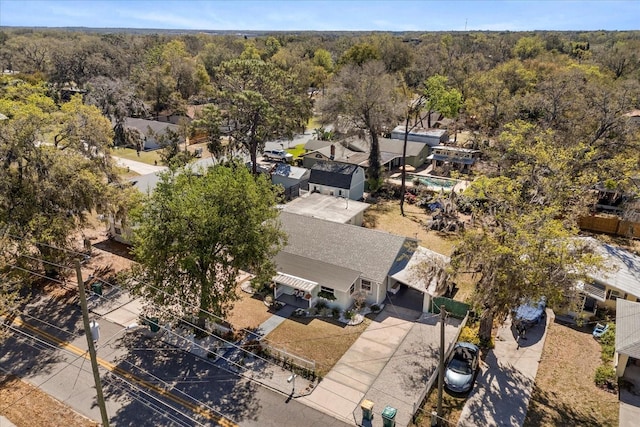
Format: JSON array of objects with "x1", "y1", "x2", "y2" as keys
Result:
[
  {"x1": 147, "y1": 317, "x2": 160, "y2": 333},
  {"x1": 91, "y1": 282, "x2": 102, "y2": 296},
  {"x1": 381, "y1": 406, "x2": 397, "y2": 427},
  {"x1": 360, "y1": 399, "x2": 374, "y2": 421}
]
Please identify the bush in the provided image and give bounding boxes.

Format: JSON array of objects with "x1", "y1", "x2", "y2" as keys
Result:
[
  {"x1": 345, "y1": 310, "x2": 355, "y2": 320},
  {"x1": 370, "y1": 304, "x2": 381, "y2": 313},
  {"x1": 458, "y1": 324, "x2": 481, "y2": 346},
  {"x1": 599, "y1": 323, "x2": 616, "y2": 362},
  {"x1": 264, "y1": 295, "x2": 273, "y2": 305},
  {"x1": 316, "y1": 300, "x2": 327, "y2": 310},
  {"x1": 332, "y1": 308, "x2": 340, "y2": 318},
  {"x1": 594, "y1": 365, "x2": 617, "y2": 390}
]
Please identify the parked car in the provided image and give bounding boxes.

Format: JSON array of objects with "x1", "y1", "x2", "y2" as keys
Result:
[
  {"x1": 444, "y1": 342, "x2": 480, "y2": 393},
  {"x1": 262, "y1": 149, "x2": 293, "y2": 163},
  {"x1": 513, "y1": 296, "x2": 546, "y2": 329}
]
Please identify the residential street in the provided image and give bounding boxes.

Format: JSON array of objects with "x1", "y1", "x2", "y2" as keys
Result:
[{"x1": 0, "y1": 294, "x2": 350, "y2": 427}]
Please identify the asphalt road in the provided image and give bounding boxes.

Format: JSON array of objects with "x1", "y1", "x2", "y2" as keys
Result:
[{"x1": 0, "y1": 296, "x2": 350, "y2": 427}]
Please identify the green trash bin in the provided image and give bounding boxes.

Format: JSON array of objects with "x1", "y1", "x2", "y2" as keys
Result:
[
  {"x1": 360, "y1": 399, "x2": 374, "y2": 421},
  {"x1": 147, "y1": 317, "x2": 160, "y2": 333},
  {"x1": 90, "y1": 282, "x2": 102, "y2": 296},
  {"x1": 381, "y1": 406, "x2": 397, "y2": 427}
]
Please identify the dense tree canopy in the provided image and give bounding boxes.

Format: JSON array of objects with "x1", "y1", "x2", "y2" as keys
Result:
[
  {"x1": 130, "y1": 163, "x2": 286, "y2": 320},
  {"x1": 0, "y1": 76, "x2": 117, "y2": 275},
  {"x1": 319, "y1": 60, "x2": 403, "y2": 190},
  {"x1": 215, "y1": 58, "x2": 311, "y2": 174}
]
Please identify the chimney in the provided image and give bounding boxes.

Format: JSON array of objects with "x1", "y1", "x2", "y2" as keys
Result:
[{"x1": 330, "y1": 144, "x2": 335, "y2": 160}]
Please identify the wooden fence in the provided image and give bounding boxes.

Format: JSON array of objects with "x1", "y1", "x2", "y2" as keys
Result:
[{"x1": 579, "y1": 215, "x2": 640, "y2": 238}]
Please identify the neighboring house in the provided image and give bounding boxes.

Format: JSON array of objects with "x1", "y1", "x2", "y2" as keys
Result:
[
  {"x1": 270, "y1": 163, "x2": 310, "y2": 200},
  {"x1": 303, "y1": 137, "x2": 430, "y2": 170},
  {"x1": 390, "y1": 126, "x2": 449, "y2": 147},
  {"x1": 308, "y1": 160, "x2": 365, "y2": 200},
  {"x1": 302, "y1": 144, "x2": 368, "y2": 169},
  {"x1": 124, "y1": 117, "x2": 181, "y2": 150},
  {"x1": 573, "y1": 237, "x2": 640, "y2": 316},
  {"x1": 282, "y1": 192, "x2": 370, "y2": 226},
  {"x1": 273, "y1": 212, "x2": 417, "y2": 311},
  {"x1": 615, "y1": 298, "x2": 640, "y2": 378},
  {"x1": 427, "y1": 145, "x2": 481, "y2": 174}
]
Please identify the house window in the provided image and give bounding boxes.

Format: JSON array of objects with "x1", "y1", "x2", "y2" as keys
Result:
[
  {"x1": 361, "y1": 280, "x2": 372, "y2": 293},
  {"x1": 349, "y1": 283, "x2": 355, "y2": 295},
  {"x1": 320, "y1": 286, "x2": 335, "y2": 299},
  {"x1": 114, "y1": 227, "x2": 122, "y2": 235},
  {"x1": 339, "y1": 190, "x2": 342, "y2": 196},
  {"x1": 607, "y1": 289, "x2": 624, "y2": 301},
  {"x1": 330, "y1": 191, "x2": 334, "y2": 196}
]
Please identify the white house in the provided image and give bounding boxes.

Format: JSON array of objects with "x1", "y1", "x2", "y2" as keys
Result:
[
  {"x1": 272, "y1": 212, "x2": 417, "y2": 311},
  {"x1": 573, "y1": 237, "x2": 640, "y2": 316},
  {"x1": 270, "y1": 163, "x2": 310, "y2": 200},
  {"x1": 308, "y1": 160, "x2": 365, "y2": 201},
  {"x1": 124, "y1": 117, "x2": 181, "y2": 150}
]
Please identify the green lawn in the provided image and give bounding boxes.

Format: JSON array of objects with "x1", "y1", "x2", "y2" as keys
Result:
[
  {"x1": 286, "y1": 144, "x2": 306, "y2": 159},
  {"x1": 110, "y1": 147, "x2": 162, "y2": 165}
]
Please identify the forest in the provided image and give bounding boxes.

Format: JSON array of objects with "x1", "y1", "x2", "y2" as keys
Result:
[{"x1": 0, "y1": 27, "x2": 639, "y2": 340}]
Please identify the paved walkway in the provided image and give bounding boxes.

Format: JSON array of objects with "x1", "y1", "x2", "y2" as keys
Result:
[
  {"x1": 457, "y1": 310, "x2": 551, "y2": 427},
  {"x1": 300, "y1": 306, "x2": 462, "y2": 427},
  {"x1": 112, "y1": 155, "x2": 167, "y2": 175}
]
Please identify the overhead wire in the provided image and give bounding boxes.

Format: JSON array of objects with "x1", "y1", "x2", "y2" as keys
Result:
[
  {"x1": 1, "y1": 321, "x2": 212, "y2": 427},
  {"x1": 9, "y1": 243, "x2": 450, "y2": 417}
]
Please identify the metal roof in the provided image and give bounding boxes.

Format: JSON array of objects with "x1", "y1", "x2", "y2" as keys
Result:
[
  {"x1": 616, "y1": 299, "x2": 640, "y2": 359},
  {"x1": 583, "y1": 237, "x2": 640, "y2": 298},
  {"x1": 309, "y1": 161, "x2": 360, "y2": 189},
  {"x1": 391, "y1": 246, "x2": 450, "y2": 295},
  {"x1": 279, "y1": 212, "x2": 412, "y2": 284}
]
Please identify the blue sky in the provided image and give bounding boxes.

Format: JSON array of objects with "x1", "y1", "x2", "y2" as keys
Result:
[{"x1": 0, "y1": 1, "x2": 638, "y2": 31}]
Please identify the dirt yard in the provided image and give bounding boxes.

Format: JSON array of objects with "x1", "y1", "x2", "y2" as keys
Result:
[
  {"x1": 524, "y1": 320, "x2": 619, "y2": 426},
  {"x1": 0, "y1": 374, "x2": 97, "y2": 427},
  {"x1": 363, "y1": 200, "x2": 458, "y2": 256}
]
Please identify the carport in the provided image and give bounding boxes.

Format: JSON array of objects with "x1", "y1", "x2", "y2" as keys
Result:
[{"x1": 388, "y1": 246, "x2": 451, "y2": 313}]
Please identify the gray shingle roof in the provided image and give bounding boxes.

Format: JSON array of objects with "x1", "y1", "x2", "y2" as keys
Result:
[
  {"x1": 616, "y1": 299, "x2": 640, "y2": 359},
  {"x1": 274, "y1": 251, "x2": 361, "y2": 292},
  {"x1": 124, "y1": 117, "x2": 180, "y2": 136},
  {"x1": 309, "y1": 161, "x2": 359, "y2": 189},
  {"x1": 279, "y1": 212, "x2": 411, "y2": 283}
]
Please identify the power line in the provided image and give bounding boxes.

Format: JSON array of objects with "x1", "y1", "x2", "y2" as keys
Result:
[{"x1": 1, "y1": 320, "x2": 217, "y2": 427}]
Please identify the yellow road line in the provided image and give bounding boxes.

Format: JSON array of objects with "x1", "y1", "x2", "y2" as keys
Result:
[{"x1": 8, "y1": 316, "x2": 237, "y2": 427}]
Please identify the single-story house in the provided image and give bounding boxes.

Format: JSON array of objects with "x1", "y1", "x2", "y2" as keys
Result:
[
  {"x1": 615, "y1": 298, "x2": 640, "y2": 378},
  {"x1": 303, "y1": 137, "x2": 430, "y2": 170},
  {"x1": 124, "y1": 117, "x2": 181, "y2": 150},
  {"x1": 308, "y1": 160, "x2": 365, "y2": 201},
  {"x1": 273, "y1": 212, "x2": 418, "y2": 311},
  {"x1": 270, "y1": 163, "x2": 310, "y2": 200},
  {"x1": 427, "y1": 145, "x2": 481, "y2": 174},
  {"x1": 301, "y1": 144, "x2": 369, "y2": 169},
  {"x1": 390, "y1": 126, "x2": 449, "y2": 147},
  {"x1": 573, "y1": 237, "x2": 640, "y2": 316},
  {"x1": 281, "y1": 192, "x2": 370, "y2": 226}
]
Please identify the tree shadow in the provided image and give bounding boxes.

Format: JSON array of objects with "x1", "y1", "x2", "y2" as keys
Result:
[
  {"x1": 461, "y1": 352, "x2": 534, "y2": 427},
  {"x1": 524, "y1": 385, "x2": 605, "y2": 426},
  {"x1": 102, "y1": 333, "x2": 261, "y2": 426},
  {"x1": 92, "y1": 239, "x2": 136, "y2": 261}
]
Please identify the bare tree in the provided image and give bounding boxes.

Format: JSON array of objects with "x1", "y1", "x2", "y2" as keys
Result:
[{"x1": 319, "y1": 61, "x2": 403, "y2": 191}]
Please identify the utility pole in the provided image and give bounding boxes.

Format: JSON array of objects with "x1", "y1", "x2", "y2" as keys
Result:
[
  {"x1": 75, "y1": 260, "x2": 110, "y2": 427},
  {"x1": 436, "y1": 305, "x2": 446, "y2": 426}
]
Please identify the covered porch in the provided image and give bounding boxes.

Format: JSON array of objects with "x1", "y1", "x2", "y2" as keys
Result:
[{"x1": 273, "y1": 272, "x2": 319, "y2": 309}]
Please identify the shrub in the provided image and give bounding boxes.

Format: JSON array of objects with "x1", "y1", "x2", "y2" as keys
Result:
[
  {"x1": 594, "y1": 365, "x2": 617, "y2": 390},
  {"x1": 318, "y1": 290, "x2": 336, "y2": 301},
  {"x1": 332, "y1": 308, "x2": 340, "y2": 318},
  {"x1": 316, "y1": 300, "x2": 327, "y2": 310},
  {"x1": 458, "y1": 324, "x2": 481, "y2": 346},
  {"x1": 599, "y1": 323, "x2": 616, "y2": 362},
  {"x1": 345, "y1": 310, "x2": 355, "y2": 320},
  {"x1": 264, "y1": 295, "x2": 273, "y2": 305},
  {"x1": 370, "y1": 304, "x2": 381, "y2": 313}
]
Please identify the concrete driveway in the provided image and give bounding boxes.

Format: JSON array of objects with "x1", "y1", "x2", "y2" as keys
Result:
[
  {"x1": 300, "y1": 305, "x2": 462, "y2": 427},
  {"x1": 457, "y1": 310, "x2": 551, "y2": 427},
  {"x1": 112, "y1": 156, "x2": 167, "y2": 175}
]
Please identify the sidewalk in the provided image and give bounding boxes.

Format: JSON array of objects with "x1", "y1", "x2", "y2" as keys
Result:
[
  {"x1": 300, "y1": 306, "x2": 462, "y2": 427},
  {"x1": 457, "y1": 310, "x2": 551, "y2": 427},
  {"x1": 112, "y1": 155, "x2": 167, "y2": 175}
]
